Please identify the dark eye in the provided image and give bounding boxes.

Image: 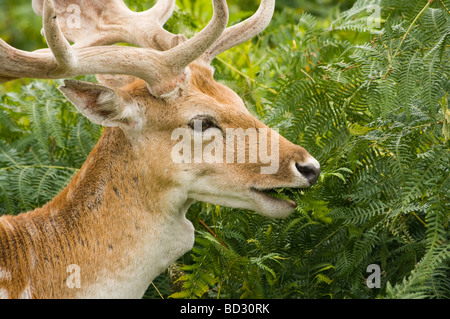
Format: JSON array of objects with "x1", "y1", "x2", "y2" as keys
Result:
[{"x1": 188, "y1": 115, "x2": 219, "y2": 133}]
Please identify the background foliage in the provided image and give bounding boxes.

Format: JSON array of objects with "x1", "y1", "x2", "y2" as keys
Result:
[{"x1": 0, "y1": 0, "x2": 449, "y2": 299}]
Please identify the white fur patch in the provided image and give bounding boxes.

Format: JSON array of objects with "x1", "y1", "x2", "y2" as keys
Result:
[
  {"x1": 19, "y1": 283, "x2": 32, "y2": 299},
  {"x1": 0, "y1": 267, "x2": 12, "y2": 281},
  {"x1": 0, "y1": 288, "x2": 9, "y2": 299}
]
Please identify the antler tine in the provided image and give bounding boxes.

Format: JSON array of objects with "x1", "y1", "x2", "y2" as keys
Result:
[
  {"x1": 148, "y1": 0, "x2": 176, "y2": 25},
  {"x1": 42, "y1": 0, "x2": 76, "y2": 67},
  {"x1": 202, "y1": 0, "x2": 275, "y2": 64},
  {"x1": 165, "y1": 0, "x2": 229, "y2": 73}
]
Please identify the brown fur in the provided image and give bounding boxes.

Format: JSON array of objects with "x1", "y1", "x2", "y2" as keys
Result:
[{"x1": 0, "y1": 129, "x2": 138, "y2": 298}]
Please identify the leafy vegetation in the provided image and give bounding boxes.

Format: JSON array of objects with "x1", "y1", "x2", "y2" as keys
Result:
[{"x1": 1, "y1": 0, "x2": 449, "y2": 299}]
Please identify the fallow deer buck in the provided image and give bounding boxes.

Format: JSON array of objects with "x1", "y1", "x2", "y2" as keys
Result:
[{"x1": 0, "y1": 0, "x2": 320, "y2": 298}]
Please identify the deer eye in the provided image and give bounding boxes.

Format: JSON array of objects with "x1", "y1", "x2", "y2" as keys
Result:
[{"x1": 188, "y1": 115, "x2": 220, "y2": 133}]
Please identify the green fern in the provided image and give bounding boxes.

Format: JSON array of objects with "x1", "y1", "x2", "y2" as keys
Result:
[{"x1": 0, "y1": 80, "x2": 100, "y2": 214}]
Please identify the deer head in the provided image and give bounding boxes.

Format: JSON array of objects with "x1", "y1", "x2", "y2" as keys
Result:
[
  {"x1": 0, "y1": 0, "x2": 320, "y2": 298},
  {"x1": 1, "y1": 0, "x2": 320, "y2": 218}
]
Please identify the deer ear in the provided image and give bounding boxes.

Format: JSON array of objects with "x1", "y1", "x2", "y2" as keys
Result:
[{"x1": 59, "y1": 79, "x2": 137, "y2": 128}]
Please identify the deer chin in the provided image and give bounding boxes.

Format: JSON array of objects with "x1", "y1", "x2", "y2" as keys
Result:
[
  {"x1": 188, "y1": 187, "x2": 296, "y2": 219},
  {"x1": 249, "y1": 187, "x2": 297, "y2": 219}
]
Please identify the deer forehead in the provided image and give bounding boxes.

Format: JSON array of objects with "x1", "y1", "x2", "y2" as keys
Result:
[{"x1": 121, "y1": 67, "x2": 251, "y2": 129}]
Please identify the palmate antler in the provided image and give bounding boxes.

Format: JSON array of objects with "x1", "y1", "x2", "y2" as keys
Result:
[
  {"x1": 31, "y1": 0, "x2": 187, "y2": 50},
  {"x1": 0, "y1": 0, "x2": 275, "y2": 97}
]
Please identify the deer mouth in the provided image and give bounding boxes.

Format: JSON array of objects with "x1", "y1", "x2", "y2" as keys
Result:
[{"x1": 249, "y1": 187, "x2": 297, "y2": 217}]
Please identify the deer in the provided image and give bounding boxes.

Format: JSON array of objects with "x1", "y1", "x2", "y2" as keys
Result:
[{"x1": 0, "y1": 0, "x2": 320, "y2": 299}]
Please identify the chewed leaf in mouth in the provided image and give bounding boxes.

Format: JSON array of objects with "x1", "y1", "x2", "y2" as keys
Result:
[
  {"x1": 260, "y1": 188, "x2": 292, "y2": 201},
  {"x1": 250, "y1": 187, "x2": 297, "y2": 207}
]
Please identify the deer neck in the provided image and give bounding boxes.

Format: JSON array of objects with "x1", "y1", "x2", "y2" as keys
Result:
[{"x1": 9, "y1": 128, "x2": 194, "y2": 298}]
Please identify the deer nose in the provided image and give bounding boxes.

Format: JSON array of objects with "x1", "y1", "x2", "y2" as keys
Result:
[{"x1": 295, "y1": 158, "x2": 320, "y2": 186}]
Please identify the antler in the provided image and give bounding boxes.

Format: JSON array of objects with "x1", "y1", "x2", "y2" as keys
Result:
[
  {"x1": 31, "y1": 0, "x2": 185, "y2": 50},
  {"x1": 0, "y1": 0, "x2": 228, "y2": 96},
  {"x1": 31, "y1": 0, "x2": 275, "y2": 56},
  {"x1": 202, "y1": 0, "x2": 275, "y2": 63},
  {"x1": 1, "y1": 0, "x2": 274, "y2": 96}
]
